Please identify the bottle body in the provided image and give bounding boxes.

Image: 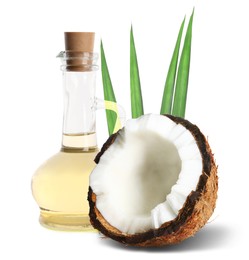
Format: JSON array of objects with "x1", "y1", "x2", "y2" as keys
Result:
[{"x1": 32, "y1": 50, "x2": 99, "y2": 231}]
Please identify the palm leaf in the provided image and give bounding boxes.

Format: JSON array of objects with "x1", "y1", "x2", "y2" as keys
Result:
[
  {"x1": 130, "y1": 26, "x2": 144, "y2": 118},
  {"x1": 160, "y1": 17, "x2": 185, "y2": 115},
  {"x1": 101, "y1": 41, "x2": 118, "y2": 135},
  {"x1": 172, "y1": 10, "x2": 194, "y2": 118}
]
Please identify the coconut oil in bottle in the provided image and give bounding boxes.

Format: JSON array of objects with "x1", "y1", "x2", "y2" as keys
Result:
[{"x1": 32, "y1": 33, "x2": 99, "y2": 231}]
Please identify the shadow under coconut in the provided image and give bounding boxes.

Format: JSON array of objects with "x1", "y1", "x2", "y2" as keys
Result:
[{"x1": 97, "y1": 224, "x2": 232, "y2": 252}]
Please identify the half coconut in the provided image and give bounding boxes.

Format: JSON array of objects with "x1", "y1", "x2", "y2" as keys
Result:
[{"x1": 88, "y1": 114, "x2": 218, "y2": 247}]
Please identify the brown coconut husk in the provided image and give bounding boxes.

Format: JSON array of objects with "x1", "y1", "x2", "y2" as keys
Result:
[{"x1": 88, "y1": 115, "x2": 218, "y2": 247}]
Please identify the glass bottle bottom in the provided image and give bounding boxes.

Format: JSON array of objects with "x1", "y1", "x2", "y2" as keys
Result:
[{"x1": 39, "y1": 209, "x2": 95, "y2": 232}]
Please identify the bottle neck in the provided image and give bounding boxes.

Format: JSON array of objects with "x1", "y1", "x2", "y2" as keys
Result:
[{"x1": 58, "y1": 51, "x2": 99, "y2": 151}]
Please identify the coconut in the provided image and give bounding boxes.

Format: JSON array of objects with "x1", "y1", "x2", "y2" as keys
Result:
[{"x1": 88, "y1": 114, "x2": 218, "y2": 247}]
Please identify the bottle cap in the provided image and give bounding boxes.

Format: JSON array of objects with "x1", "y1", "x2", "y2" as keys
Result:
[
  {"x1": 64, "y1": 32, "x2": 95, "y2": 52},
  {"x1": 64, "y1": 32, "x2": 95, "y2": 71}
]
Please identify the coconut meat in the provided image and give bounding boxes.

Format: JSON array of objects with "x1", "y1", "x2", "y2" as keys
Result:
[{"x1": 90, "y1": 114, "x2": 202, "y2": 234}]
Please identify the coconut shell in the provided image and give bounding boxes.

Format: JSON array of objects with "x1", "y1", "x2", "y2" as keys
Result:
[{"x1": 88, "y1": 115, "x2": 218, "y2": 247}]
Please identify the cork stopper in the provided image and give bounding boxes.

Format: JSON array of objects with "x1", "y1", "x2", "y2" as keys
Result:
[
  {"x1": 64, "y1": 32, "x2": 95, "y2": 52},
  {"x1": 64, "y1": 32, "x2": 95, "y2": 71}
]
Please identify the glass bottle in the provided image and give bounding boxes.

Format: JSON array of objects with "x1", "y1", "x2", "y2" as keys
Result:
[{"x1": 32, "y1": 34, "x2": 102, "y2": 231}]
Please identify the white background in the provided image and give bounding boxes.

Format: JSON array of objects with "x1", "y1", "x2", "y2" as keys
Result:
[{"x1": 0, "y1": 0, "x2": 247, "y2": 259}]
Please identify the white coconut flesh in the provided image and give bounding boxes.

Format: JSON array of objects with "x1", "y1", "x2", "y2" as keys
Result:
[{"x1": 90, "y1": 114, "x2": 202, "y2": 235}]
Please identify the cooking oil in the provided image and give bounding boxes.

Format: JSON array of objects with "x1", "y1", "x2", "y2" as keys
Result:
[{"x1": 32, "y1": 134, "x2": 98, "y2": 231}]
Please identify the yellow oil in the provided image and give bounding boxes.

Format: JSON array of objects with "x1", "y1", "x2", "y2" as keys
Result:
[{"x1": 32, "y1": 147, "x2": 98, "y2": 231}]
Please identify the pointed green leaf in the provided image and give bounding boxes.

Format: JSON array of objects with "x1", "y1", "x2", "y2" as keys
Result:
[
  {"x1": 101, "y1": 41, "x2": 118, "y2": 135},
  {"x1": 160, "y1": 17, "x2": 185, "y2": 115},
  {"x1": 130, "y1": 26, "x2": 144, "y2": 118},
  {"x1": 172, "y1": 10, "x2": 194, "y2": 118}
]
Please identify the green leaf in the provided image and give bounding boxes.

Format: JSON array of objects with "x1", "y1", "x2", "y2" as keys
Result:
[
  {"x1": 172, "y1": 9, "x2": 194, "y2": 118},
  {"x1": 101, "y1": 41, "x2": 118, "y2": 135},
  {"x1": 130, "y1": 26, "x2": 144, "y2": 118},
  {"x1": 160, "y1": 17, "x2": 185, "y2": 115}
]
